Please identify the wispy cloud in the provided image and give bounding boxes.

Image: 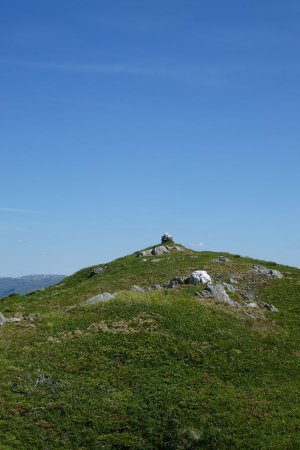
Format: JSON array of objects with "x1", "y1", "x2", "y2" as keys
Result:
[
  {"x1": 0, "y1": 207, "x2": 44, "y2": 214},
  {"x1": 16, "y1": 239, "x2": 27, "y2": 245},
  {"x1": 0, "y1": 208, "x2": 30, "y2": 213},
  {"x1": 0, "y1": 59, "x2": 243, "y2": 87}
]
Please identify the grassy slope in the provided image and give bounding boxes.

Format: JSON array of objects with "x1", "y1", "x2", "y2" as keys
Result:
[{"x1": 0, "y1": 244, "x2": 299, "y2": 449}]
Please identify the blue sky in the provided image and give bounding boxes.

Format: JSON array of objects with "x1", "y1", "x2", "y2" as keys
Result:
[{"x1": 0, "y1": 0, "x2": 299, "y2": 276}]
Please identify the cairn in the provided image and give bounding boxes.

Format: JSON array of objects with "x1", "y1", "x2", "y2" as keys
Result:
[{"x1": 161, "y1": 232, "x2": 174, "y2": 244}]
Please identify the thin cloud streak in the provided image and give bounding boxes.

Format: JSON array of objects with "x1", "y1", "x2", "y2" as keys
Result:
[
  {"x1": 0, "y1": 208, "x2": 44, "y2": 214},
  {"x1": 0, "y1": 59, "x2": 245, "y2": 87},
  {"x1": 1, "y1": 59, "x2": 298, "y2": 87}
]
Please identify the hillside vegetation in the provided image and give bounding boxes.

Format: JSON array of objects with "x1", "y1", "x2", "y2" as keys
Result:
[{"x1": 0, "y1": 242, "x2": 299, "y2": 449}]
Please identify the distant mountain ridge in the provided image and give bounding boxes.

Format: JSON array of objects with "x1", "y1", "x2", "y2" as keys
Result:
[{"x1": 0, "y1": 274, "x2": 65, "y2": 298}]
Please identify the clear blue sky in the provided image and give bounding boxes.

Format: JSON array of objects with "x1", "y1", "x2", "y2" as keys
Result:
[{"x1": 1, "y1": 0, "x2": 299, "y2": 277}]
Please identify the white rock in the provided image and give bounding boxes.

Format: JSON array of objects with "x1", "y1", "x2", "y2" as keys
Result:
[
  {"x1": 189, "y1": 270, "x2": 212, "y2": 285},
  {"x1": 84, "y1": 292, "x2": 116, "y2": 305}
]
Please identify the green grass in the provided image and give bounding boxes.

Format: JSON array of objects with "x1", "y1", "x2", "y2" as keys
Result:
[{"x1": 0, "y1": 244, "x2": 299, "y2": 449}]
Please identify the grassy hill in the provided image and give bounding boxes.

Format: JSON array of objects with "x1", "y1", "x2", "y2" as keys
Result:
[{"x1": 0, "y1": 242, "x2": 299, "y2": 449}]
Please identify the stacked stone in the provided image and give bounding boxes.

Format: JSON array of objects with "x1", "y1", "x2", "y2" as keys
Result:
[{"x1": 161, "y1": 232, "x2": 174, "y2": 244}]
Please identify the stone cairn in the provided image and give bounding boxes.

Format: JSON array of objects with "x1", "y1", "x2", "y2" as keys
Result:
[{"x1": 161, "y1": 232, "x2": 174, "y2": 244}]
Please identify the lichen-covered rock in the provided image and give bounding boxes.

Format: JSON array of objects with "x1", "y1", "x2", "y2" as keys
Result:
[{"x1": 189, "y1": 270, "x2": 212, "y2": 285}]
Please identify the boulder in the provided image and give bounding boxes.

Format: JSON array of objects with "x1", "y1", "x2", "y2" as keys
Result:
[
  {"x1": 251, "y1": 265, "x2": 283, "y2": 279},
  {"x1": 161, "y1": 233, "x2": 174, "y2": 244},
  {"x1": 189, "y1": 270, "x2": 212, "y2": 285},
  {"x1": 151, "y1": 246, "x2": 169, "y2": 256},
  {"x1": 198, "y1": 284, "x2": 236, "y2": 306},
  {"x1": 84, "y1": 292, "x2": 116, "y2": 305},
  {"x1": 211, "y1": 256, "x2": 230, "y2": 263}
]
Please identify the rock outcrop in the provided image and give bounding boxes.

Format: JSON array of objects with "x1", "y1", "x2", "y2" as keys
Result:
[
  {"x1": 251, "y1": 265, "x2": 283, "y2": 279},
  {"x1": 88, "y1": 267, "x2": 106, "y2": 278},
  {"x1": 211, "y1": 256, "x2": 231, "y2": 263},
  {"x1": 152, "y1": 246, "x2": 170, "y2": 256},
  {"x1": 198, "y1": 284, "x2": 236, "y2": 306}
]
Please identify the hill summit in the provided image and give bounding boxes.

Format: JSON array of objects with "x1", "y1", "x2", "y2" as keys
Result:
[{"x1": 0, "y1": 235, "x2": 299, "y2": 449}]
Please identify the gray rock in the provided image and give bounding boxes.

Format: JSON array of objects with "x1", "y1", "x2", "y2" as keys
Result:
[
  {"x1": 174, "y1": 246, "x2": 183, "y2": 251},
  {"x1": 219, "y1": 256, "x2": 230, "y2": 262},
  {"x1": 165, "y1": 245, "x2": 183, "y2": 252},
  {"x1": 88, "y1": 267, "x2": 105, "y2": 278},
  {"x1": 260, "y1": 301, "x2": 279, "y2": 312},
  {"x1": 129, "y1": 285, "x2": 145, "y2": 293},
  {"x1": 241, "y1": 292, "x2": 255, "y2": 301},
  {"x1": 150, "y1": 284, "x2": 163, "y2": 290},
  {"x1": 229, "y1": 278, "x2": 239, "y2": 284},
  {"x1": 151, "y1": 246, "x2": 169, "y2": 256},
  {"x1": 222, "y1": 282, "x2": 236, "y2": 293},
  {"x1": 198, "y1": 284, "x2": 236, "y2": 306},
  {"x1": 27, "y1": 314, "x2": 38, "y2": 323},
  {"x1": 163, "y1": 277, "x2": 185, "y2": 289},
  {"x1": 211, "y1": 256, "x2": 230, "y2": 263},
  {"x1": 197, "y1": 289, "x2": 214, "y2": 298},
  {"x1": 137, "y1": 249, "x2": 152, "y2": 257},
  {"x1": 269, "y1": 269, "x2": 283, "y2": 279},
  {"x1": 0, "y1": 313, "x2": 6, "y2": 325},
  {"x1": 161, "y1": 233, "x2": 174, "y2": 244},
  {"x1": 84, "y1": 292, "x2": 116, "y2": 305},
  {"x1": 251, "y1": 265, "x2": 283, "y2": 279}
]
